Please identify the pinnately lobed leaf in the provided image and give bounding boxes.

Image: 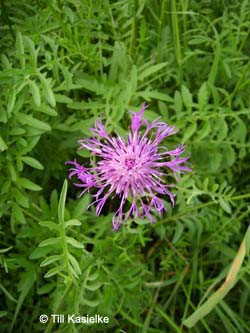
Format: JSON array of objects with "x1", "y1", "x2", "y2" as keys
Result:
[{"x1": 58, "y1": 180, "x2": 67, "y2": 224}]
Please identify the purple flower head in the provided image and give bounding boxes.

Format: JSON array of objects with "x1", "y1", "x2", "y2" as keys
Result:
[{"x1": 66, "y1": 104, "x2": 191, "y2": 230}]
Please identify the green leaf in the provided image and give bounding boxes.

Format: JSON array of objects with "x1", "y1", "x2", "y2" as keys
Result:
[
  {"x1": 87, "y1": 272, "x2": 99, "y2": 281},
  {"x1": 39, "y1": 74, "x2": 56, "y2": 107},
  {"x1": 10, "y1": 271, "x2": 36, "y2": 332},
  {"x1": 69, "y1": 265, "x2": 80, "y2": 279},
  {"x1": 224, "y1": 146, "x2": 236, "y2": 167},
  {"x1": 0, "y1": 106, "x2": 7, "y2": 123},
  {"x1": 0, "y1": 136, "x2": 8, "y2": 151},
  {"x1": 16, "y1": 177, "x2": 42, "y2": 191},
  {"x1": 73, "y1": 195, "x2": 91, "y2": 218},
  {"x1": 9, "y1": 128, "x2": 26, "y2": 135},
  {"x1": 29, "y1": 80, "x2": 41, "y2": 107},
  {"x1": 44, "y1": 266, "x2": 63, "y2": 278},
  {"x1": 7, "y1": 88, "x2": 16, "y2": 114},
  {"x1": 137, "y1": 90, "x2": 173, "y2": 102},
  {"x1": 54, "y1": 94, "x2": 72, "y2": 104},
  {"x1": 12, "y1": 203, "x2": 25, "y2": 224},
  {"x1": 234, "y1": 118, "x2": 247, "y2": 143},
  {"x1": 196, "y1": 120, "x2": 211, "y2": 141},
  {"x1": 118, "y1": 69, "x2": 137, "y2": 106},
  {"x1": 202, "y1": 178, "x2": 209, "y2": 191},
  {"x1": 38, "y1": 237, "x2": 61, "y2": 247},
  {"x1": 138, "y1": 62, "x2": 167, "y2": 81},
  {"x1": 198, "y1": 82, "x2": 209, "y2": 111},
  {"x1": 181, "y1": 85, "x2": 193, "y2": 110},
  {"x1": 212, "y1": 184, "x2": 219, "y2": 192},
  {"x1": 182, "y1": 121, "x2": 197, "y2": 143},
  {"x1": 216, "y1": 118, "x2": 228, "y2": 141},
  {"x1": 66, "y1": 237, "x2": 84, "y2": 249},
  {"x1": 50, "y1": 190, "x2": 58, "y2": 215},
  {"x1": 147, "y1": 90, "x2": 172, "y2": 102},
  {"x1": 24, "y1": 36, "x2": 38, "y2": 67},
  {"x1": 1, "y1": 54, "x2": 11, "y2": 69},
  {"x1": 0, "y1": 282, "x2": 16, "y2": 303},
  {"x1": 29, "y1": 247, "x2": 51, "y2": 259},
  {"x1": 108, "y1": 41, "x2": 127, "y2": 82},
  {"x1": 85, "y1": 281, "x2": 102, "y2": 291},
  {"x1": 58, "y1": 180, "x2": 67, "y2": 224},
  {"x1": 13, "y1": 189, "x2": 29, "y2": 208},
  {"x1": 0, "y1": 247, "x2": 12, "y2": 255},
  {"x1": 16, "y1": 32, "x2": 25, "y2": 68},
  {"x1": 172, "y1": 222, "x2": 184, "y2": 244},
  {"x1": 143, "y1": 110, "x2": 160, "y2": 123},
  {"x1": 1, "y1": 180, "x2": 11, "y2": 194},
  {"x1": 16, "y1": 113, "x2": 51, "y2": 131},
  {"x1": 40, "y1": 255, "x2": 62, "y2": 267},
  {"x1": 34, "y1": 104, "x2": 57, "y2": 116},
  {"x1": 245, "y1": 226, "x2": 250, "y2": 254},
  {"x1": 0, "y1": 311, "x2": 8, "y2": 318},
  {"x1": 210, "y1": 151, "x2": 222, "y2": 173},
  {"x1": 75, "y1": 77, "x2": 105, "y2": 95},
  {"x1": 81, "y1": 298, "x2": 100, "y2": 307},
  {"x1": 208, "y1": 40, "x2": 221, "y2": 85},
  {"x1": 65, "y1": 219, "x2": 81, "y2": 228},
  {"x1": 21, "y1": 156, "x2": 44, "y2": 170},
  {"x1": 188, "y1": 36, "x2": 208, "y2": 45},
  {"x1": 16, "y1": 31, "x2": 24, "y2": 55},
  {"x1": 218, "y1": 197, "x2": 231, "y2": 214},
  {"x1": 39, "y1": 221, "x2": 59, "y2": 231},
  {"x1": 37, "y1": 283, "x2": 55, "y2": 295},
  {"x1": 17, "y1": 157, "x2": 23, "y2": 172},
  {"x1": 68, "y1": 254, "x2": 81, "y2": 275},
  {"x1": 8, "y1": 162, "x2": 17, "y2": 181},
  {"x1": 174, "y1": 90, "x2": 182, "y2": 114}
]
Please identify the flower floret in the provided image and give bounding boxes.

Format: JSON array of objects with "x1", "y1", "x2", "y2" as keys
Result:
[{"x1": 67, "y1": 104, "x2": 191, "y2": 229}]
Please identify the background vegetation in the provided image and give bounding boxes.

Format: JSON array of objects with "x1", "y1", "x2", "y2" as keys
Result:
[{"x1": 1, "y1": 0, "x2": 250, "y2": 332}]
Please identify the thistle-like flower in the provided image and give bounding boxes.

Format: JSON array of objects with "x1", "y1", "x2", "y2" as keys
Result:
[{"x1": 67, "y1": 104, "x2": 191, "y2": 230}]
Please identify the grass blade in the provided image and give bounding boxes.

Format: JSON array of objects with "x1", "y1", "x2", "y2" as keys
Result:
[{"x1": 183, "y1": 225, "x2": 250, "y2": 328}]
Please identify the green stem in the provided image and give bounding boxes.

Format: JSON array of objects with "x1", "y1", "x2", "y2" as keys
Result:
[
  {"x1": 45, "y1": 282, "x2": 72, "y2": 333},
  {"x1": 59, "y1": 223, "x2": 71, "y2": 279},
  {"x1": 159, "y1": 192, "x2": 250, "y2": 225},
  {"x1": 155, "y1": 305, "x2": 183, "y2": 333},
  {"x1": 171, "y1": 0, "x2": 182, "y2": 83}
]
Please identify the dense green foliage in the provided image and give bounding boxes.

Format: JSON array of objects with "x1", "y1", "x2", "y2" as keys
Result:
[{"x1": 1, "y1": 0, "x2": 250, "y2": 332}]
